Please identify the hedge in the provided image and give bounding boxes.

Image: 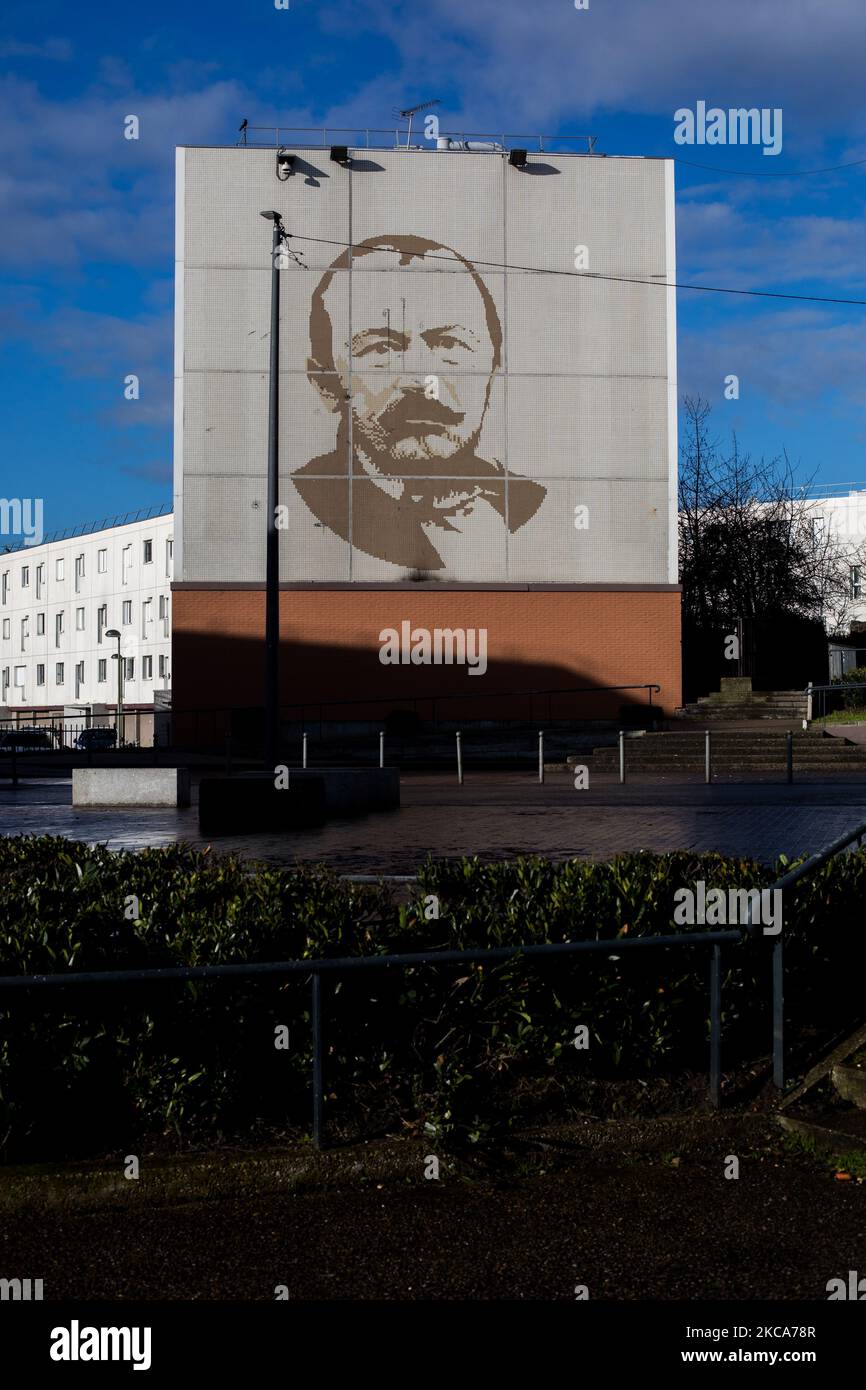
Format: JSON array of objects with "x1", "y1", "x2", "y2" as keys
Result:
[{"x1": 1, "y1": 836, "x2": 865, "y2": 1160}]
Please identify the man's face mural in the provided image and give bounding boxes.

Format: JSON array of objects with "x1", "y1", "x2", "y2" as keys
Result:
[
  {"x1": 307, "y1": 236, "x2": 502, "y2": 471},
  {"x1": 296, "y1": 233, "x2": 544, "y2": 572}
]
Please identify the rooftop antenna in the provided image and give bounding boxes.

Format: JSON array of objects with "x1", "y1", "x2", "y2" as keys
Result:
[{"x1": 392, "y1": 99, "x2": 441, "y2": 148}]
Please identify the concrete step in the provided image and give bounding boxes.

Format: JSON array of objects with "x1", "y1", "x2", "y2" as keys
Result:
[
  {"x1": 831, "y1": 1065, "x2": 866, "y2": 1109},
  {"x1": 682, "y1": 708, "x2": 807, "y2": 720}
]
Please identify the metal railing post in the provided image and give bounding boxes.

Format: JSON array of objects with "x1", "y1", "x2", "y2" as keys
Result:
[
  {"x1": 709, "y1": 944, "x2": 721, "y2": 1108},
  {"x1": 456, "y1": 731, "x2": 463, "y2": 785},
  {"x1": 302, "y1": 732, "x2": 308, "y2": 769},
  {"x1": 786, "y1": 731, "x2": 793, "y2": 785},
  {"x1": 772, "y1": 938, "x2": 785, "y2": 1090},
  {"x1": 311, "y1": 971, "x2": 325, "y2": 1149},
  {"x1": 379, "y1": 730, "x2": 384, "y2": 769},
  {"x1": 619, "y1": 729, "x2": 625, "y2": 784},
  {"x1": 538, "y1": 730, "x2": 544, "y2": 784},
  {"x1": 705, "y1": 729, "x2": 712, "y2": 784}
]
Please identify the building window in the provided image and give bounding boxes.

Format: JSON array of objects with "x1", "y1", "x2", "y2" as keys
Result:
[
  {"x1": 13, "y1": 665, "x2": 25, "y2": 690},
  {"x1": 36, "y1": 664, "x2": 45, "y2": 687},
  {"x1": 122, "y1": 600, "x2": 132, "y2": 625},
  {"x1": 21, "y1": 565, "x2": 29, "y2": 588},
  {"x1": 36, "y1": 563, "x2": 43, "y2": 599},
  {"x1": 97, "y1": 548, "x2": 107, "y2": 573},
  {"x1": 55, "y1": 662, "x2": 64, "y2": 685},
  {"x1": 142, "y1": 597, "x2": 152, "y2": 637},
  {"x1": 55, "y1": 611, "x2": 64, "y2": 647},
  {"x1": 97, "y1": 658, "x2": 107, "y2": 683},
  {"x1": 123, "y1": 656, "x2": 135, "y2": 682},
  {"x1": 1, "y1": 667, "x2": 8, "y2": 695},
  {"x1": 56, "y1": 558, "x2": 64, "y2": 581},
  {"x1": 142, "y1": 654, "x2": 153, "y2": 680},
  {"x1": 75, "y1": 661, "x2": 84, "y2": 699},
  {"x1": 74, "y1": 554, "x2": 84, "y2": 591},
  {"x1": 166, "y1": 538, "x2": 173, "y2": 576},
  {"x1": 852, "y1": 566, "x2": 862, "y2": 601},
  {"x1": 122, "y1": 545, "x2": 132, "y2": 583},
  {"x1": 97, "y1": 604, "x2": 107, "y2": 643},
  {"x1": 1, "y1": 618, "x2": 9, "y2": 640},
  {"x1": 76, "y1": 607, "x2": 85, "y2": 631},
  {"x1": 159, "y1": 654, "x2": 168, "y2": 678},
  {"x1": 20, "y1": 616, "x2": 28, "y2": 651},
  {"x1": 159, "y1": 594, "x2": 170, "y2": 637},
  {"x1": 36, "y1": 612, "x2": 45, "y2": 635},
  {"x1": 143, "y1": 538, "x2": 153, "y2": 564},
  {"x1": 1, "y1": 572, "x2": 8, "y2": 604}
]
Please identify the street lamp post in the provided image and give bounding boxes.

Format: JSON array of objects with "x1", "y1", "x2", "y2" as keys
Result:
[
  {"x1": 260, "y1": 209, "x2": 284, "y2": 768},
  {"x1": 105, "y1": 629, "x2": 123, "y2": 747}
]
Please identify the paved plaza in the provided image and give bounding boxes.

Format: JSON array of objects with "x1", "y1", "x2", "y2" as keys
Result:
[{"x1": 1, "y1": 772, "x2": 865, "y2": 871}]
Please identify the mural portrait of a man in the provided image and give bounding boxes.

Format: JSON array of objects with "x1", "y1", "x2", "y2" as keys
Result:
[{"x1": 292, "y1": 234, "x2": 546, "y2": 571}]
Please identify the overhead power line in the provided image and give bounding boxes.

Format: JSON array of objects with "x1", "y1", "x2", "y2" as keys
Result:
[
  {"x1": 286, "y1": 231, "x2": 866, "y2": 308},
  {"x1": 672, "y1": 153, "x2": 866, "y2": 178}
]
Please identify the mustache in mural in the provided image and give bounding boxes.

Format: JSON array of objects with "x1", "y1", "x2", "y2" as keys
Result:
[{"x1": 380, "y1": 389, "x2": 463, "y2": 437}]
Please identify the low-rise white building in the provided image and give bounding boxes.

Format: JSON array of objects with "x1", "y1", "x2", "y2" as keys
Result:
[
  {"x1": 0, "y1": 508, "x2": 173, "y2": 727},
  {"x1": 805, "y1": 487, "x2": 866, "y2": 629}
]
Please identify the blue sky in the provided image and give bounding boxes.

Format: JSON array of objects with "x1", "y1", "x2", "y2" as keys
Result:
[{"x1": 2, "y1": 0, "x2": 866, "y2": 537}]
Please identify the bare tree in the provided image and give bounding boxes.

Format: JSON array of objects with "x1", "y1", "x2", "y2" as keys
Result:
[{"x1": 678, "y1": 396, "x2": 863, "y2": 636}]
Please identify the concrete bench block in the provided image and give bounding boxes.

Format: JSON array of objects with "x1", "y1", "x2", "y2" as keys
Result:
[
  {"x1": 73, "y1": 768, "x2": 190, "y2": 808},
  {"x1": 198, "y1": 773, "x2": 327, "y2": 835}
]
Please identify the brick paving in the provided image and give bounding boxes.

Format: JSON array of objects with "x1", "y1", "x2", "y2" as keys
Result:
[{"x1": 1, "y1": 772, "x2": 865, "y2": 870}]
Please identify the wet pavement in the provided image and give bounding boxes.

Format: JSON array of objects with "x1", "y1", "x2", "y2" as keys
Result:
[{"x1": 1, "y1": 772, "x2": 865, "y2": 870}]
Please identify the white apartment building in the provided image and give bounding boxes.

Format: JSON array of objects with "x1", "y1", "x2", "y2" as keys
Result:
[
  {"x1": 805, "y1": 488, "x2": 866, "y2": 628},
  {"x1": 0, "y1": 509, "x2": 173, "y2": 720}
]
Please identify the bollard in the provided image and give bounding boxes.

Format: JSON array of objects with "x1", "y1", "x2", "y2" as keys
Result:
[
  {"x1": 786, "y1": 730, "x2": 793, "y2": 785},
  {"x1": 302, "y1": 732, "x2": 308, "y2": 769},
  {"x1": 538, "y1": 730, "x2": 544, "y2": 784},
  {"x1": 379, "y1": 730, "x2": 384, "y2": 769},
  {"x1": 618, "y1": 729, "x2": 625, "y2": 785},
  {"x1": 456, "y1": 731, "x2": 464, "y2": 785},
  {"x1": 705, "y1": 729, "x2": 712, "y2": 784}
]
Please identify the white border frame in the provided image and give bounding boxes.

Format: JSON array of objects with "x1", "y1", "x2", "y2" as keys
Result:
[{"x1": 172, "y1": 147, "x2": 185, "y2": 583}]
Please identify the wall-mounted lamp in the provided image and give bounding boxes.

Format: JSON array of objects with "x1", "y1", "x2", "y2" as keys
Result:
[
  {"x1": 276, "y1": 148, "x2": 296, "y2": 180},
  {"x1": 508, "y1": 148, "x2": 529, "y2": 169},
  {"x1": 329, "y1": 144, "x2": 350, "y2": 165}
]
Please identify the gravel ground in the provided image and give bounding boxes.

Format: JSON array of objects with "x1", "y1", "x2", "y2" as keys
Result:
[{"x1": 4, "y1": 1138, "x2": 864, "y2": 1301}]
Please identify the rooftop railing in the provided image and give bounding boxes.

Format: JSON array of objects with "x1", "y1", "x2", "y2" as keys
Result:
[
  {"x1": 0, "y1": 502, "x2": 172, "y2": 555},
  {"x1": 235, "y1": 126, "x2": 599, "y2": 153}
]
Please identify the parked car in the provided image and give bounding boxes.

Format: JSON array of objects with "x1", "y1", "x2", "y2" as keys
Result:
[
  {"x1": 0, "y1": 728, "x2": 61, "y2": 754},
  {"x1": 73, "y1": 727, "x2": 117, "y2": 751}
]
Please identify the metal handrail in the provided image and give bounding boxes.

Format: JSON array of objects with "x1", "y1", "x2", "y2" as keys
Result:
[
  {"x1": 169, "y1": 683, "x2": 662, "y2": 742},
  {"x1": 806, "y1": 681, "x2": 866, "y2": 722},
  {"x1": 236, "y1": 126, "x2": 598, "y2": 153},
  {"x1": 0, "y1": 927, "x2": 739, "y2": 1148},
  {"x1": 3, "y1": 817, "x2": 864, "y2": 1147}
]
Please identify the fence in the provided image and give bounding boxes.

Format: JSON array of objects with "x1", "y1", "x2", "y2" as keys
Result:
[
  {"x1": 2, "y1": 818, "x2": 863, "y2": 1148},
  {"x1": 806, "y1": 681, "x2": 866, "y2": 722},
  {"x1": 169, "y1": 682, "x2": 662, "y2": 751}
]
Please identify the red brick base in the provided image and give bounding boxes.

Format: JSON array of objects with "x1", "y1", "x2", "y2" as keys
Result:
[{"x1": 171, "y1": 586, "x2": 681, "y2": 733}]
